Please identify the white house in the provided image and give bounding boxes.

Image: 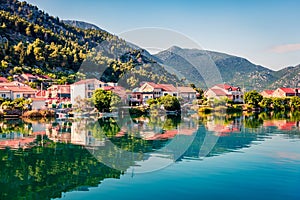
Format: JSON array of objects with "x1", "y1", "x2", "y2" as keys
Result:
[
  {"x1": 177, "y1": 86, "x2": 197, "y2": 102},
  {"x1": 205, "y1": 84, "x2": 244, "y2": 103},
  {"x1": 70, "y1": 79, "x2": 106, "y2": 105}
]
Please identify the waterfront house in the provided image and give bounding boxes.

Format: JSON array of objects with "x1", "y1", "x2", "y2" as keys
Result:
[
  {"x1": 47, "y1": 85, "x2": 71, "y2": 99},
  {"x1": 31, "y1": 97, "x2": 47, "y2": 110},
  {"x1": 177, "y1": 86, "x2": 197, "y2": 102},
  {"x1": 205, "y1": 84, "x2": 244, "y2": 103},
  {"x1": 138, "y1": 82, "x2": 178, "y2": 104},
  {"x1": 272, "y1": 88, "x2": 299, "y2": 97},
  {"x1": 0, "y1": 84, "x2": 36, "y2": 100},
  {"x1": 260, "y1": 90, "x2": 275, "y2": 98},
  {"x1": 70, "y1": 79, "x2": 106, "y2": 105}
]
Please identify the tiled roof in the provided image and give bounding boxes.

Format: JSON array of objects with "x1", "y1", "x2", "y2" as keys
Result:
[
  {"x1": 177, "y1": 86, "x2": 196, "y2": 93},
  {"x1": 279, "y1": 88, "x2": 295, "y2": 94},
  {"x1": 215, "y1": 84, "x2": 232, "y2": 90},
  {"x1": 23, "y1": 73, "x2": 36, "y2": 78},
  {"x1": 262, "y1": 90, "x2": 274, "y2": 95},
  {"x1": 36, "y1": 90, "x2": 47, "y2": 97},
  {"x1": 158, "y1": 84, "x2": 177, "y2": 92},
  {"x1": 72, "y1": 78, "x2": 104, "y2": 85},
  {"x1": 0, "y1": 86, "x2": 36, "y2": 92},
  {"x1": 209, "y1": 88, "x2": 227, "y2": 96},
  {"x1": 0, "y1": 77, "x2": 8, "y2": 83}
]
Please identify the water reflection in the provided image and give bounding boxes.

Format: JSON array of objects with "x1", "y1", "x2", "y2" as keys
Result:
[{"x1": 0, "y1": 112, "x2": 300, "y2": 199}]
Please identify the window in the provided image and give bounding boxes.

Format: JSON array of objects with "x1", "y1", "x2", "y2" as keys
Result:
[
  {"x1": 16, "y1": 94, "x2": 21, "y2": 98},
  {"x1": 88, "y1": 92, "x2": 93, "y2": 98},
  {"x1": 173, "y1": 93, "x2": 177, "y2": 96},
  {"x1": 88, "y1": 84, "x2": 94, "y2": 90},
  {"x1": 99, "y1": 84, "x2": 102, "y2": 88},
  {"x1": 1, "y1": 94, "x2": 6, "y2": 98},
  {"x1": 236, "y1": 95, "x2": 239, "y2": 99}
]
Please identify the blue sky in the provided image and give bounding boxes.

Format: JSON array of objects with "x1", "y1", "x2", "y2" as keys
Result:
[{"x1": 26, "y1": 0, "x2": 300, "y2": 70}]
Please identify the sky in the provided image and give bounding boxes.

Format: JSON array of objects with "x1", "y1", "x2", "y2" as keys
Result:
[{"x1": 26, "y1": 0, "x2": 300, "y2": 71}]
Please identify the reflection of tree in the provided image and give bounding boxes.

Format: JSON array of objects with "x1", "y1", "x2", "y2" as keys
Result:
[
  {"x1": 0, "y1": 143, "x2": 122, "y2": 200},
  {"x1": 244, "y1": 114, "x2": 263, "y2": 128}
]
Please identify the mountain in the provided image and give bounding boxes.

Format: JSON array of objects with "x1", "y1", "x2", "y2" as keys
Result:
[
  {"x1": 154, "y1": 46, "x2": 278, "y2": 90},
  {"x1": 63, "y1": 20, "x2": 103, "y2": 31},
  {"x1": 0, "y1": 0, "x2": 181, "y2": 88},
  {"x1": 270, "y1": 65, "x2": 300, "y2": 88}
]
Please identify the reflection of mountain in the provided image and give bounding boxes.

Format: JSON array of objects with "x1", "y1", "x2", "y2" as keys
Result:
[{"x1": 1, "y1": 113, "x2": 300, "y2": 198}]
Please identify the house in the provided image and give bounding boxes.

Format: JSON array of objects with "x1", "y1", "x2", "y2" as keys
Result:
[
  {"x1": 272, "y1": 88, "x2": 299, "y2": 97},
  {"x1": 205, "y1": 84, "x2": 244, "y2": 103},
  {"x1": 20, "y1": 73, "x2": 37, "y2": 82},
  {"x1": 0, "y1": 85, "x2": 36, "y2": 100},
  {"x1": 47, "y1": 85, "x2": 71, "y2": 100},
  {"x1": 31, "y1": 97, "x2": 47, "y2": 110},
  {"x1": 128, "y1": 88, "x2": 143, "y2": 106},
  {"x1": 104, "y1": 85, "x2": 127, "y2": 102},
  {"x1": 138, "y1": 82, "x2": 178, "y2": 104},
  {"x1": 177, "y1": 86, "x2": 197, "y2": 102},
  {"x1": 15, "y1": 74, "x2": 53, "y2": 85},
  {"x1": 261, "y1": 90, "x2": 274, "y2": 98},
  {"x1": 0, "y1": 77, "x2": 8, "y2": 83},
  {"x1": 70, "y1": 79, "x2": 106, "y2": 105}
]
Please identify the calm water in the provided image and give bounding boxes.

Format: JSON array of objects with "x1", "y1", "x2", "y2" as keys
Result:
[{"x1": 0, "y1": 112, "x2": 299, "y2": 200}]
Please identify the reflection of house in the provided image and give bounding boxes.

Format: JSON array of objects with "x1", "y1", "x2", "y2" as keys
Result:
[
  {"x1": 261, "y1": 90, "x2": 274, "y2": 97},
  {"x1": 70, "y1": 120, "x2": 105, "y2": 146},
  {"x1": 177, "y1": 86, "x2": 197, "y2": 102},
  {"x1": 205, "y1": 84, "x2": 244, "y2": 103},
  {"x1": 70, "y1": 79, "x2": 106, "y2": 105},
  {"x1": 263, "y1": 120, "x2": 297, "y2": 131},
  {"x1": 272, "y1": 88, "x2": 299, "y2": 97}
]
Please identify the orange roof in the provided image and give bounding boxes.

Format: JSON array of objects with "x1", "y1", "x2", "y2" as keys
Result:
[
  {"x1": 158, "y1": 84, "x2": 177, "y2": 92},
  {"x1": 209, "y1": 88, "x2": 227, "y2": 96},
  {"x1": 177, "y1": 86, "x2": 196, "y2": 93},
  {"x1": 0, "y1": 86, "x2": 36, "y2": 92},
  {"x1": 72, "y1": 78, "x2": 104, "y2": 85},
  {"x1": 36, "y1": 90, "x2": 47, "y2": 97},
  {"x1": 215, "y1": 84, "x2": 232, "y2": 90},
  {"x1": 0, "y1": 77, "x2": 8, "y2": 83},
  {"x1": 23, "y1": 73, "x2": 36, "y2": 78},
  {"x1": 262, "y1": 90, "x2": 274, "y2": 95}
]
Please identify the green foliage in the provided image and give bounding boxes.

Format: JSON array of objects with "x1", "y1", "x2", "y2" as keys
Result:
[
  {"x1": 92, "y1": 89, "x2": 121, "y2": 112},
  {"x1": 244, "y1": 90, "x2": 263, "y2": 107},
  {"x1": 158, "y1": 95, "x2": 181, "y2": 111}
]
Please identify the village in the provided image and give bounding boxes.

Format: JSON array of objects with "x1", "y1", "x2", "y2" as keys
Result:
[{"x1": 1, "y1": 73, "x2": 300, "y2": 118}]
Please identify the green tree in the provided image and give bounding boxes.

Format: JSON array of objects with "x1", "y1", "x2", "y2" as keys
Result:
[
  {"x1": 160, "y1": 95, "x2": 181, "y2": 111},
  {"x1": 244, "y1": 90, "x2": 263, "y2": 107},
  {"x1": 92, "y1": 89, "x2": 120, "y2": 112}
]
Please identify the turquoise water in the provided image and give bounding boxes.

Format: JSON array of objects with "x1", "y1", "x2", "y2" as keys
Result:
[{"x1": 0, "y1": 113, "x2": 299, "y2": 200}]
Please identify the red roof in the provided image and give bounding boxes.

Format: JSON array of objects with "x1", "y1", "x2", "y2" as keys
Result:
[
  {"x1": 262, "y1": 90, "x2": 274, "y2": 95},
  {"x1": 0, "y1": 77, "x2": 8, "y2": 83},
  {"x1": 209, "y1": 88, "x2": 227, "y2": 96},
  {"x1": 72, "y1": 78, "x2": 104, "y2": 85},
  {"x1": 23, "y1": 73, "x2": 36, "y2": 78},
  {"x1": 279, "y1": 88, "x2": 295, "y2": 94},
  {"x1": 158, "y1": 84, "x2": 177, "y2": 92},
  {"x1": 0, "y1": 86, "x2": 36, "y2": 92},
  {"x1": 36, "y1": 90, "x2": 47, "y2": 97},
  {"x1": 215, "y1": 84, "x2": 232, "y2": 90}
]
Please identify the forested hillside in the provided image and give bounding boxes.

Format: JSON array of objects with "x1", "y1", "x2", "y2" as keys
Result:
[{"x1": 0, "y1": 0, "x2": 181, "y2": 88}]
